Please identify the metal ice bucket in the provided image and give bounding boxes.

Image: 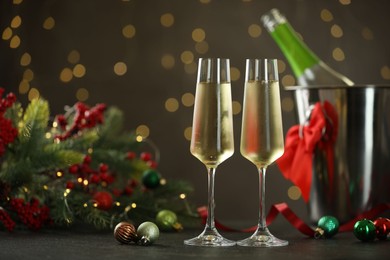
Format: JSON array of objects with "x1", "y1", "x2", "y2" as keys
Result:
[{"x1": 286, "y1": 85, "x2": 390, "y2": 223}]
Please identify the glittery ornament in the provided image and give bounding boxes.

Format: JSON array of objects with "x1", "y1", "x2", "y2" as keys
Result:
[
  {"x1": 353, "y1": 219, "x2": 376, "y2": 242},
  {"x1": 114, "y1": 222, "x2": 138, "y2": 244},
  {"x1": 314, "y1": 216, "x2": 339, "y2": 239},
  {"x1": 373, "y1": 217, "x2": 390, "y2": 240},
  {"x1": 156, "y1": 209, "x2": 183, "y2": 232},
  {"x1": 137, "y1": 221, "x2": 160, "y2": 246},
  {"x1": 141, "y1": 170, "x2": 161, "y2": 189}
]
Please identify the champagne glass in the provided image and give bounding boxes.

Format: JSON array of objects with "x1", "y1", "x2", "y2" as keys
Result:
[
  {"x1": 237, "y1": 59, "x2": 288, "y2": 247},
  {"x1": 184, "y1": 58, "x2": 235, "y2": 247}
]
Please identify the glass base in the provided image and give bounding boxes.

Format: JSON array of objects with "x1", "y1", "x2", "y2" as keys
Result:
[
  {"x1": 184, "y1": 227, "x2": 236, "y2": 247},
  {"x1": 237, "y1": 227, "x2": 288, "y2": 247}
]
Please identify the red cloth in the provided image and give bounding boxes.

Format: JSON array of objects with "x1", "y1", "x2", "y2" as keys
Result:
[{"x1": 277, "y1": 102, "x2": 337, "y2": 202}]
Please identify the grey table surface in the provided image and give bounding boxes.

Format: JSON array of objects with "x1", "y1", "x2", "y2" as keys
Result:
[{"x1": 1, "y1": 222, "x2": 389, "y2": 260}]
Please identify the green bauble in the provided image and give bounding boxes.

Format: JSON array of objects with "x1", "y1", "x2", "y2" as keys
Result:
[
  {"x1": 353, "y1": 219, "x2": 376, "y2": 242},
  {"x1": 142, "y1": 169, "x2": 161, "y2": 189},
  {"x1": 156, "y1": 210, "x2": 183, "y2": 232},
  {"x1": 137, "y1": 221, "x2": 160, "y2": 246},
  {"x1": 315, "y1": 216, "x2": 339, "y2": 239}
]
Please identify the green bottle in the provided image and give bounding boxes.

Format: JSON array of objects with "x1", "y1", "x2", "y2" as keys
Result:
[
  {"x1": 261, "y1": 8, "x2": 354, "y2": 87},
  {"x1": 261, "y1": 8, "x2": 354, "y2": 124}
]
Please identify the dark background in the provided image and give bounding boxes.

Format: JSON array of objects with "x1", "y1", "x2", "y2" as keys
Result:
[{"x1": 1, "y1": 0, "x2": 389, "y2": 227}]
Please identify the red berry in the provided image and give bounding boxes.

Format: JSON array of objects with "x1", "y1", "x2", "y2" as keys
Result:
[
  {"x1": 99, "y1": 163, "x2": 108, "y2": 173},
  {"x1": 93, "y1": 191, "x2": 113, "y2": 211},
  {"x1": 68, "y1": 164, "x2": 79, "y2": 174},
  {"x1": 66, "y1": 181, "x2": 75, "y2": 189},
  {"x1": 140, "y1": 152, "x2": 152, "y2": 162},
  {"x1": 89, "y1": 174, "x2": 100, "y2": 184},
  {"x1": 147, "y1": 160, "x2": 158, "y2": 169},
  {"x1": 124, "y1": 187, "x2": 133, "y2": 196},
  {"x1": 128, "y1": 179, "x2": 138, "y2": 188},
  {"x1": 83, "y1": 155, "x2": 92, "y2": 164},
  {"x1": 112, "y1": 189, "x2": 122, "y2": 197},
  {"x1": 126, "y1": 151, "x2": 136, "y2": 160}
]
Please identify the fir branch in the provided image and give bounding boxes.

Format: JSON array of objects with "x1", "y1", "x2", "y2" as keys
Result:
[
  {"x1": 4, "y1": 102, "x2": 23, "y2": 128},
  {"x1": 47, "y1": 130, "x2": 100, "y2": 152},
  {"x1": 98, "y1": 106, "x2": 124, "y2": 139},
  {"x1": 79, "y1": 207, "x2": 111, "y2": 230},
  {"x1": 90, "y1": 148, "x2": 146, "y2": 178},
  {"x1": 17, "y1": 99, "x2": 50, "y2": 158},
  {"x1": 40, "y1": 148, "x2": 84, "y2": 169},
  {"x1": 0, "y1": 158, "x2": 35, "y2": 186},
  {"x1": 19, "y1": 99, "x2": 49, "y2": 141}
]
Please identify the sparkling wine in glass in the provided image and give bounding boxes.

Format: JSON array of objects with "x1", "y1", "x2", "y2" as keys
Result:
[
  {"x1": 237, "y1": 58, "x2": 288, "y2": 247},
  {"x1": 184, "y1": 58, "x2": 235, "y2": 247}
]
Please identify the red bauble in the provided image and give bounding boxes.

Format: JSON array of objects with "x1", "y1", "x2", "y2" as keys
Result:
[
  {"x1": 373, "y1": 217, "x2": 390, "y2": 240},
  {"x1": 93, "y1": 191, "x2": 113, "y2": 210}
]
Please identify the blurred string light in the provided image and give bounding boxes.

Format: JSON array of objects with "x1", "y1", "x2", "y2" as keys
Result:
[
  {"x1": 381, "y1": 66, "x2": 390, "y2": 80},
  {"x1": 73, "y1": 64, "x2": 86, "y2": 78},
  {"x1": 331, "y1": 24, "x2": 343, "y2": 38},
  {"x1": 181, "y1": 93, "x2": 194, "y2": 107},
  {"x1": 287, "y1": 186, "x2": 302, "y2": 200},
  {"x1": 192, "y1": 28, "x2": 205, "y2": 42},
  {"x1": 161, "y1": 54, "x2": 175, "y2": 70},
  {"x1": 160, "y1": 13, "x2": 174, "y2": 28},
  {"x1": 114, "y1": 62, "x2": 127, "y2": 76},
  {"x1": 136, "y1": 124, "x2": 150, "y2": 139},
  {"x1": 68, "y1": 50, "x2": 80, "y2": 64},
  {"x1": 332, "y1": 47, "x2": 345, "y2": 61},
  {"x1": 122, "y1": 24, "x2": 136, "y2": 38},
  {"x1": 76, "y1": 88, "x2": 89, "y2": 101},
  {"x1": 230, "y1": 67, "x2": 240, "y2": 82},
  {"x1": 9, "y1": 35, "x2": 21, "y2": 48},
  {"x1": 232, "y1": 101, "x2": 241, "y2": 115},
  {"x1": 184, "y1": 127, "x2": 192, "y2": 141},
  {"x1": 339, "y1": 0, "x2": 351, "y2": 5},
  {"x1": 248, "y1": 24, "x2": 262, "y2": 38},
  {"x1": 20, "y1": 52, "x2": 31, "y2": 66},
  {"x1": 361, "y1": 27, "x2": 374, "y2": 41},
  {"x1": 60, "y1": 68, "x2": 73, "y2": 82},
  {"x1": 165, "y1": 98, "x2": 179, "y2": 112},
  {"x1": 180, "y1": 50, "x2": 194, "y2": 65},
  {"x1": 195, "y1": 41, "x2": 209, "y2": 54},
  {"x1": 43, "y1": 16, "x2": 55, "y2": 30}
]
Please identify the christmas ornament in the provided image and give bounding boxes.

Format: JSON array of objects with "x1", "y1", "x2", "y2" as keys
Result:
[
  {"x1": 93, "y1": 191, "x2": 113, "y2": 211},
  {"x1": 137, "y1": 221, "x2": 160, "y2": 246},
  {"x1": 314, "y1": 215, "x2": 339, "y2": 239},
  {"x1": 155, "y1": 209, "x2": 183, "y2": 232},
  {"x1": 114, "y1": 222, "x2": 138, "y2": 244},
  {"x1": 373, "y1": 217, "x2": 390, "y2": 240},
  {"x1": 353, "y1": 219, "x2": 376, "y2": 242},
  {"x1": 142, "y1": 170, "x2": 161, "y2": 189}
]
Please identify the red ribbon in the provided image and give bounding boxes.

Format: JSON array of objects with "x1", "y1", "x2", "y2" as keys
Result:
[
  {"x1": 276, "y1": 102, "x2": 337, "y2": 202},
  {"x1": 198, "y1": 202, "x2": 390, "y2": 237}
]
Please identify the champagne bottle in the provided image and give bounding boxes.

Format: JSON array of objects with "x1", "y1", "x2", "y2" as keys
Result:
[
  {"x1": 261, "y1": 8, "x2": 354, "y2": 124},
  {"x1": 261, "y1": 8, "x2": 354, "y2": 87}
]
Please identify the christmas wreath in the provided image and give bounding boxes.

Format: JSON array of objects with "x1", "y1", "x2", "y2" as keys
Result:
[{"x1": 0, "y1": 88, "x2": 197, "y2": 232}]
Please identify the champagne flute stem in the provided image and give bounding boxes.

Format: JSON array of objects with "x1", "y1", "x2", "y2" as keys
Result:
[
  {"x1": 206, "y1": 167, "x2": 216, "y2": 230},
  {"x1": 258, "y1": 167, "x2": 267, "y2": 230}
]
